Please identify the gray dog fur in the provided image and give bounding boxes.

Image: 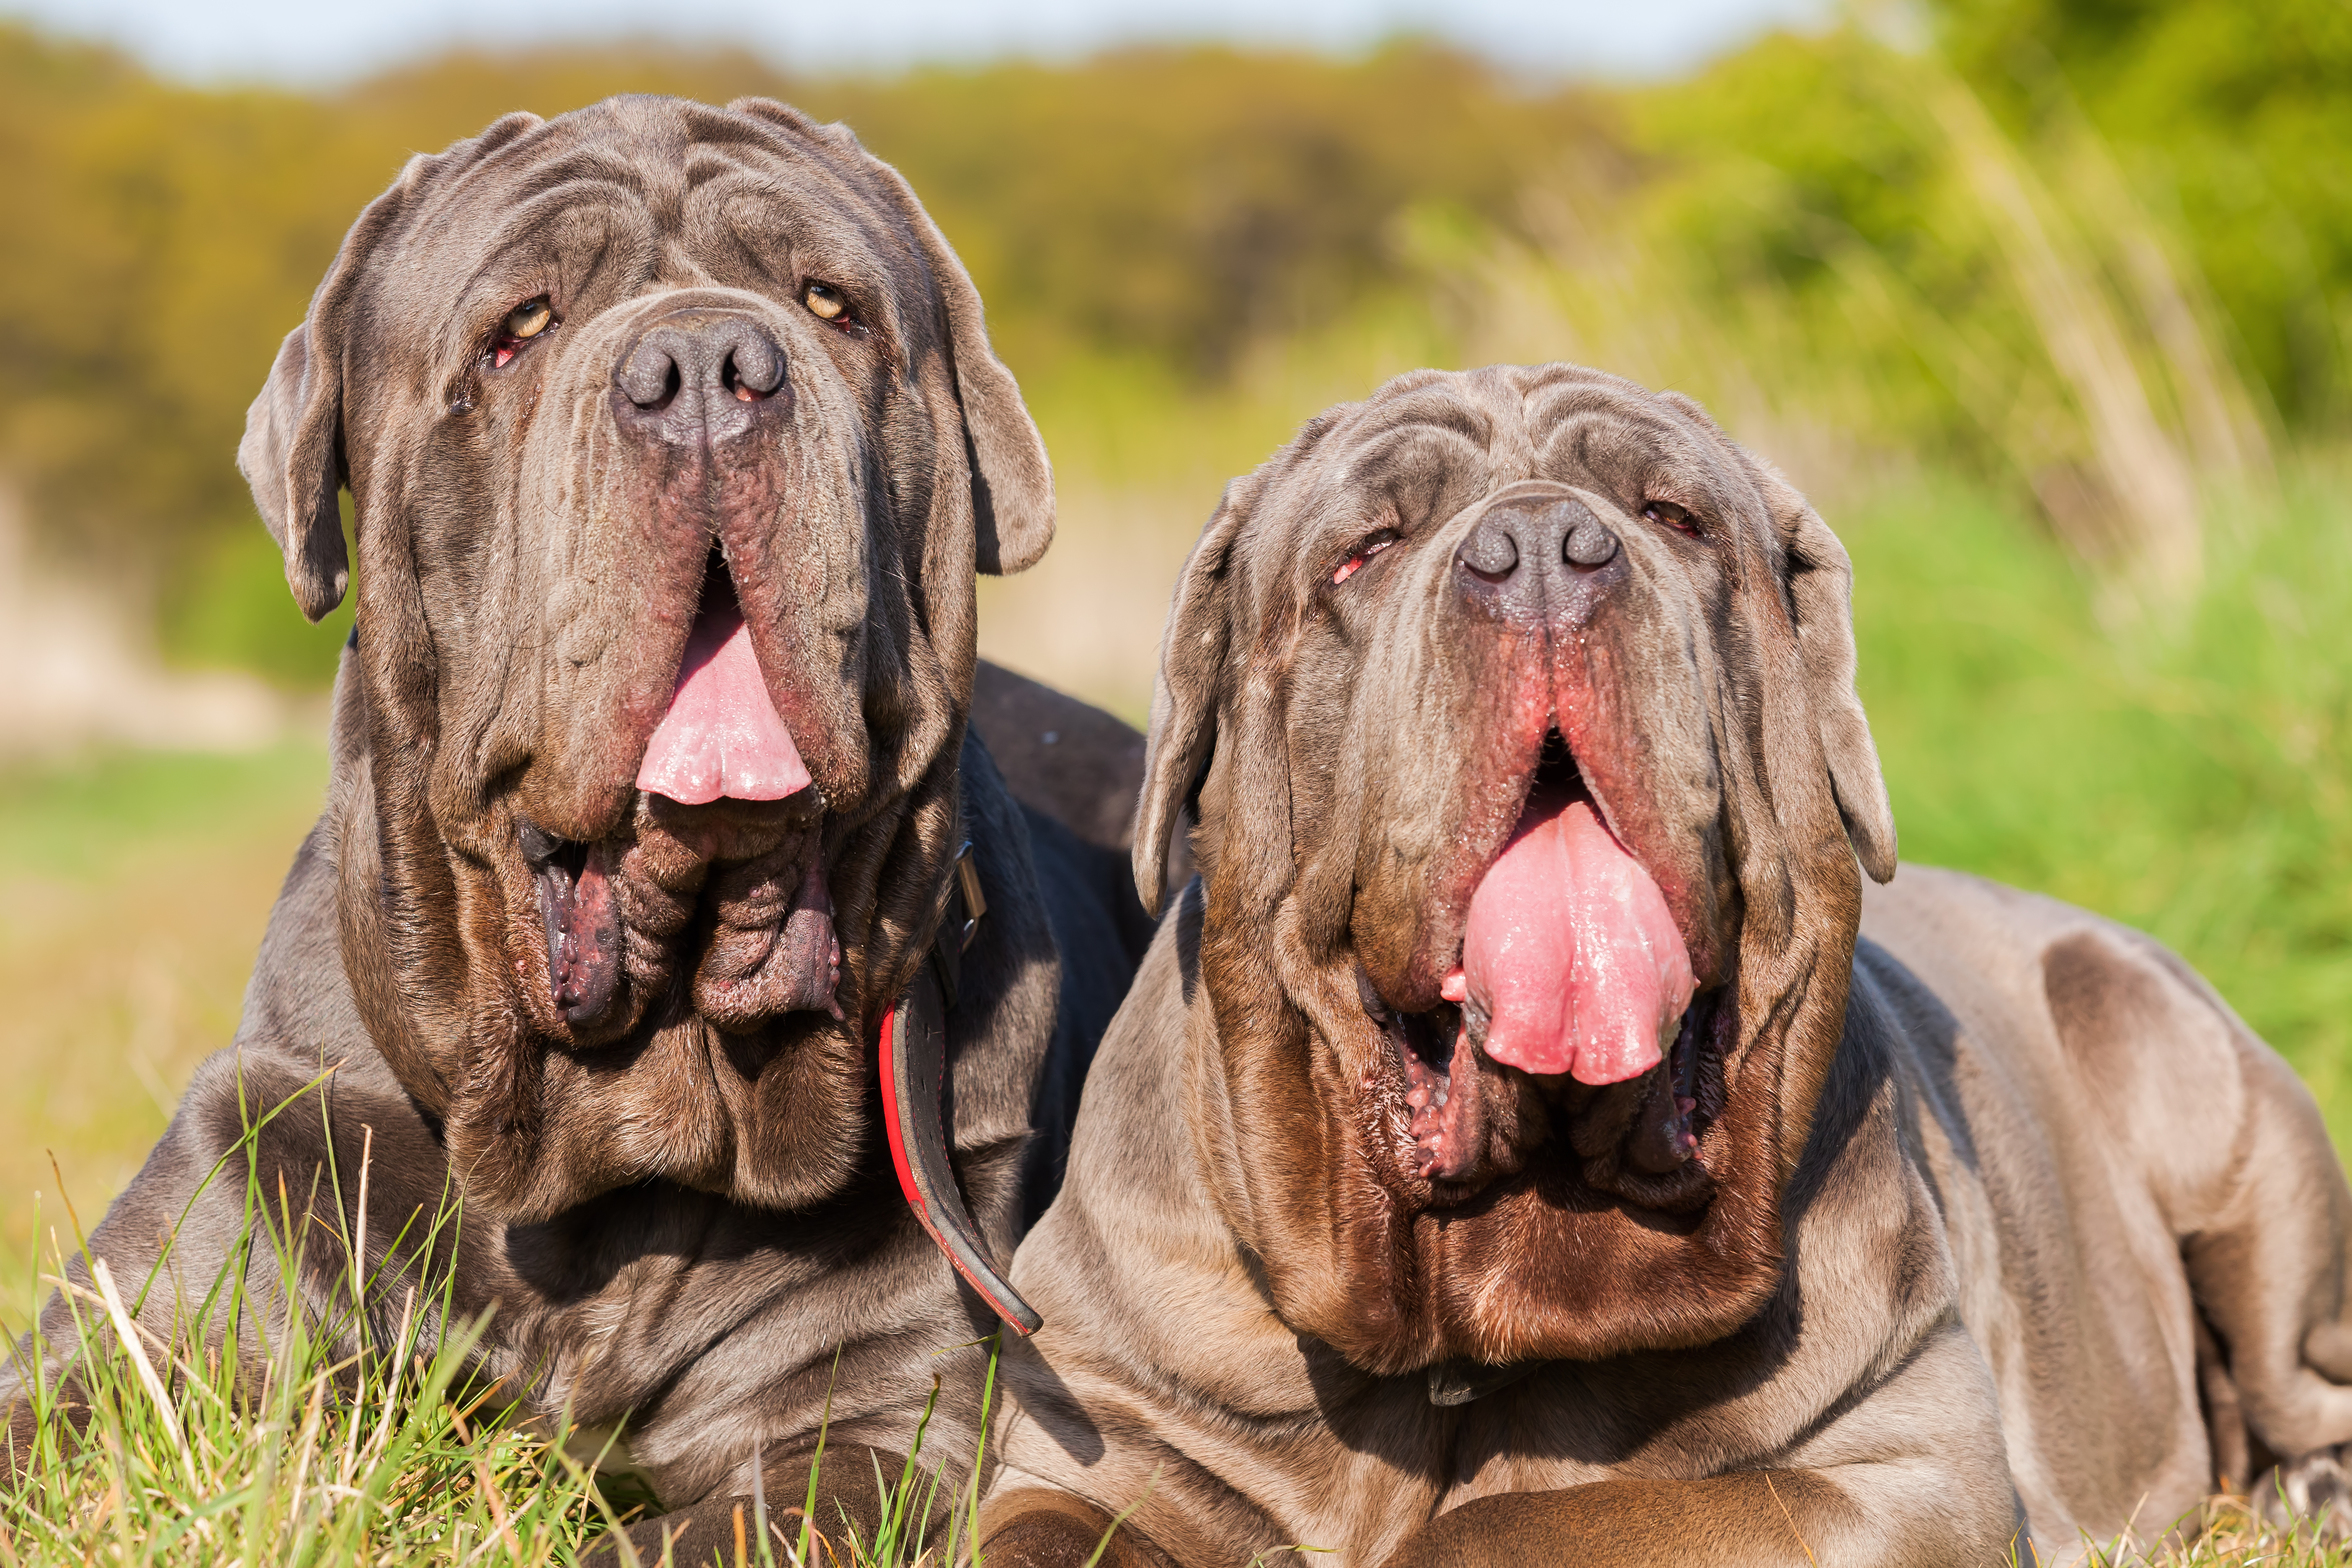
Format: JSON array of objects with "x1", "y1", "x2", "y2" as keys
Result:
[
  {"x1": 977, "y1": 364, "x2": 2352, "y2": 1567},
  {"x1": 1, "y1": 95, "x2": 1153, "y2": 1555}
]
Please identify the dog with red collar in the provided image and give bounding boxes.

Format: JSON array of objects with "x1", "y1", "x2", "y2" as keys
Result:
[{"x1": 1, "y1": 97, "x2": 1150, "y2": 1560}]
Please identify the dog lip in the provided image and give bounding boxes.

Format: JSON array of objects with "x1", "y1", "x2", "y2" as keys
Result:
[
  {"x1": 1390, "y1": 728, "x2": 1567, "y2": 1012},
  {"x1": 516, "y1": 814, "x2": 562, "y2": 867},
  {"x1": 532, "y1": 835, "x2": 623, "y2": 1027}
]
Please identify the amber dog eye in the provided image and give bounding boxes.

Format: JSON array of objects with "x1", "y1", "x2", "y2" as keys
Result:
[
  {"x1": 491, "y1": 296, "x2": 557, "y2": 368},
  {"x1": 1642, "y1": 500, "x2": 1699, "y2": 536},
  {"x1": 803, "y1": 281, "x2": 849, "y2": 322},
  {"x1": 505, "y1": 297, "x2": 554, "y2": 339}
]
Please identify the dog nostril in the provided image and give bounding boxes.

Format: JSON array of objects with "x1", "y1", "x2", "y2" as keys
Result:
[
  {"x1": 1458, "y1": 527, "x2": 1520, "y2": 581},
  {"x1": 617, "y1": 339, "x2": 681, "y2": 410},
  {"x1": 1564, "y1": 520, "x2": 1619, "y2": 569},
  {"x1": 729, "y1": 331, "x2": 785, "y2": 399}
]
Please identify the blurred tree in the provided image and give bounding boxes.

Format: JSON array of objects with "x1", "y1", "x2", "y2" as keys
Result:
[{"x1": 0, "y1": 26, "x2": 1594, "y2": 670}]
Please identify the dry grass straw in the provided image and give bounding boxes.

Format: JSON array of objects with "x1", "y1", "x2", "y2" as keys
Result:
[{"x1": 2068, "y1": 1491, "x2": 2352, "y2": 1566}]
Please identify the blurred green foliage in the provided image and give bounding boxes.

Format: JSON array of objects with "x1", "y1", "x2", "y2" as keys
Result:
[
  {"x1": 1944, "y1": 0, "x2": 2352, "y2": 425},
  {"x1": 0, "y1": 28, "x2": 1586, "y2": 678},
  {"x1": 1844, "y1": 462, "x2": 2352, "y2": 1139}
]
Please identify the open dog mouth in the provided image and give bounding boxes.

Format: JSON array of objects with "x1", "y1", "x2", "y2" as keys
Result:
[
  {"x1": 519, "y1": 555, "x2": 841, "y2": 1036},
  {"x1": 1442, "y1": 735, "x2": 1694, "y2": 1086},
  {"x1": 1379, "y1": 735, "x2": 1723, "y2": 1202}
]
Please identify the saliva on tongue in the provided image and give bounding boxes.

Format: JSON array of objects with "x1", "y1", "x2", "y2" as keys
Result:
[{"x1": 1441, "y1": 779, "x2": 1694, "y2": 1086}]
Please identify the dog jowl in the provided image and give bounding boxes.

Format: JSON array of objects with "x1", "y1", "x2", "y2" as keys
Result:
[{"x1": 3, "y1": 95, "x2": 1146, "y2": 1552}]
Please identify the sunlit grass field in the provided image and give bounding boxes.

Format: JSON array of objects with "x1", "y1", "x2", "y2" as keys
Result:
[{"x1": 0, "y1": 745, "x2": 328, "y2": 1302}]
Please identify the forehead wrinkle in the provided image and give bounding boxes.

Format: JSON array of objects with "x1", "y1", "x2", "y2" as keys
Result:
[
  {"x1": 1523, "y1": 378, "x2": 1669, "y2": 444},
  {"x1": 1351, "y1": 388, "x2": 1494, "y2": 454},
  {"x1": 417, "y1": 138, "x2": 652, "y2": 245},
  {"x1": 684, "y1": 132, "x2": 870, "y2": 213},
  {"x1": 1533, "y1": 400, "x2": 1720, "y2": 507},
  {"x1": 1515, "y1": 359, "x2": 1651, "y2": 402},
  {"x1": 683, "y1": 145, "x2": 755, "y2": 192},
  {"x1": 441, "y1": 180, "x2": 638, "y2": 289},
  {"x1": 715, "y1": 178, "x2": 905, "y2": 275},
  {"x1": 1344, "y1": 419, "x2": 1488, "y2": 488}
]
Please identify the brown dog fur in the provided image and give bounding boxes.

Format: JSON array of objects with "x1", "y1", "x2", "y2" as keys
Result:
[{"x1": 981, "y1": 365, "x2": 2352, "y2": 1565}]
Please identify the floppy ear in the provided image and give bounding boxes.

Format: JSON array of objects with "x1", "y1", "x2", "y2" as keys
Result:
[
  {"x1": 912, "y1": 209, "x2": 1054, "y2": 576},
  {"x1": 239, "y1": 115, "x2": 544, "y2": 622},
  {"x1": 1755, "y1": 464, "x2": 1899, "y2": 884},
  {"x1": 731, "y1": 98, "x2": 1054, "y2": 576},
  {"x1": 1133, "y1": 479, "x2": 1253, "y2": 916},
  {"x1": 240, "y1": 309, "x2": 350, "y2": 622}
]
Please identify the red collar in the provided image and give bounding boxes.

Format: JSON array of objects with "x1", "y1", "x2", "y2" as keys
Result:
[{"x1": 877, "y1": 839, "x2": 1042, "y2": 1335}]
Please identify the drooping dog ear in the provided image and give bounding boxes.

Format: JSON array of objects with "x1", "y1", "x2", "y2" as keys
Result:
[
  {"x1": 1754, "y1": 462, "x2": 1899, "y2": 884},
  {"x1": 910, "y1": 206, "x2": 1054, "y2": 577},
  {"x1": 1133, "y1": 478, "x2": 1254, "y2": 916},
  {"x1": 239, "y1": 114, "x2": 544, "y2": 622},
  {"x1": 731, "y1": 98, "x2": 1055, "y2": 576},
  {"x1": 240, "y1": 318, "x2": 348, "y2": 623}
]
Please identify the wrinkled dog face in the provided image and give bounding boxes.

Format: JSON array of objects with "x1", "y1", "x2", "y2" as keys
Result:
[
  {"x1": 1137, "y1": 364, "x2": 1893, "y2": 1370},
  {"x1": 242, "y1": 97, "x2": 1050, "y2": 1220}
]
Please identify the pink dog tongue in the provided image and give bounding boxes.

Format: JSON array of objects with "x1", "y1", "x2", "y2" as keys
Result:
[
  {"x1": 1447, "y1": 784, "x2": 1694, "y2": 1085},
  {"x1": 636, "y1": 579, "x2": 811, "y2": 806}
]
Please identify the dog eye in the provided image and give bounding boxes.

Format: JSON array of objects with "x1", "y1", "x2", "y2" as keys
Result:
[
  {"x1": 1332, "y1": 529, "x2": 1400, "y2": 585},
  {"x1": 1642, "y1": 500, "x2": 1699, "y2": 536},
  {"x1": 505, "y1": 297, "x2": 554, "y2": 339},
  {"x1": 803, "y1": 281, "x2": 850, "y2": 322},
  {"x1": 491, "y1": 296, "x2": 557, "y2": 369}
]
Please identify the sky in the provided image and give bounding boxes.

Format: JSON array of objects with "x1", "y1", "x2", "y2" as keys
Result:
[{"x1": 3, "y1": 0, "x2": 1831, "y2": 85}]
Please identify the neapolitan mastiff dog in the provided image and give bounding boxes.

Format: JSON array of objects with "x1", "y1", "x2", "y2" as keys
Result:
[
  {"x1": 978, "y1": 364, "x2": 2352, "y2": 1566},
  {"x1": 0, "y1": 96, "x2": 1155, "y2": 1555}
]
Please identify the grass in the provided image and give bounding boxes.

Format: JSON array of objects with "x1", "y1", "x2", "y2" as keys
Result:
[
  {"x1": 1843, "y1": 461, "x2": 2352, "y2": 1144},
  {"x1": 0, "y1": 744, "x2": 328, "y2": 1301},
  {"x1": 2, "y1": 1166, "x2": 2348, "y2": 1568},
  {"x1": 0, "y1": 1087, "x2": 1013, "y2": 1567}
]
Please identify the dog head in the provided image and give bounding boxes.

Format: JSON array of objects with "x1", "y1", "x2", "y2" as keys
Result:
[
  {"x1": 241, "y1": 97, "x2": 1052, "y2": 1223},
  {"x1": 1135, "y1": 364, "x2": 1895, "y2": 1372}
]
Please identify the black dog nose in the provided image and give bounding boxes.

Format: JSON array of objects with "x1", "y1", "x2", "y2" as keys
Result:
[
  {"x1": 613, "y1": 310, "x2": 788, "y2": 446},
  {"x1": 1455, "y1": 492, "x2": 1622, "y2": 621}
]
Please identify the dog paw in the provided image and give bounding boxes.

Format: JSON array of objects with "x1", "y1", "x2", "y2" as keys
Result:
[{"x1": 2257, "y1": 1445, "x2": 2352, "y2": 1540}]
